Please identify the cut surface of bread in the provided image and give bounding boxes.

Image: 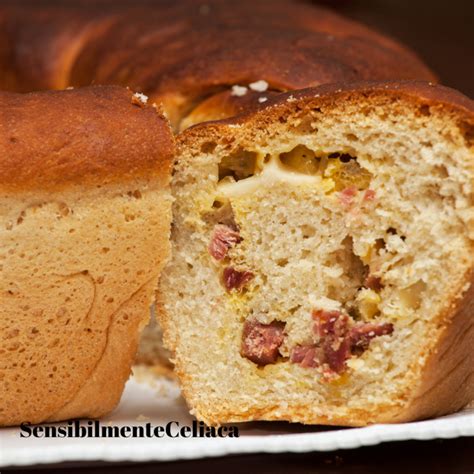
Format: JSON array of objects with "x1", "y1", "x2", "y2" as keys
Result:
[
  {"x1": 158, "y1": 81, "x2": 474, "y2": 426},
  {"x1": 0, "y1": 86, "x2": 174, "y2": 426}
]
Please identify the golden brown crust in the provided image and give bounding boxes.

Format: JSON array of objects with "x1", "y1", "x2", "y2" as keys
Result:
[
  {"x1": 0, "y1": 6, "x2": 116, "y2": 92},
  {"x1": 181, "y1": 80, "x2": 474, "y2": 142},
  {"x1": 0, "y1": 85, "x2": 174, "y2": 192},
  {"x1": 0, "y1": 182, "x2": 172, "y2": 426},
  {"x1": 48, "y1": 278, "x2": 159, "y2": 423},
  {"x1": 0, "y1": 175, "x2": 174, "y2": 426},
  {"x1": 72, "y1": 1, "x2": 436, "y2": 90},
  {"x1": 0, "y1": 1, "x2": 436, "y2": 128}
]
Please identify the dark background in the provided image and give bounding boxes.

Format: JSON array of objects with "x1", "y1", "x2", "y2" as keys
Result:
[
  {"x1": 5, "y1": 0, "x2": 474, "y2": 472},
  {"x1": 318, "y1": 0, "x2": 474, "y2": 97}
]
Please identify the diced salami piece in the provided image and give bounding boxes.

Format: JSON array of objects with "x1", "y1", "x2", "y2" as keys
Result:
[
  {"x1": 350, "y1": 322, "x2": 394, "y2": 354},
  {"x1": 312, "y1": 310, "x2": 351, "y2": 373},
  {"x1": 323, "y1": 336, "x2": 351, "y2": 374},
  {"x1": 290, "y1": 344, "x2": 320, "y2": 368},
  {"x1": 241, "y1": 319, "x2": 285, "y2": 366},
  {"x1": 223, "y1": 267, "x2": 254, "y2": 292},
  {"x1": 292, "y1": 310, "x2": 394, "y2": 377},
  {"x1": 208, "y1": 224, "x2": 242, "y2": 260},
  {"x1": 312, "y1": 310, "x2": 349, "y2": 342}
]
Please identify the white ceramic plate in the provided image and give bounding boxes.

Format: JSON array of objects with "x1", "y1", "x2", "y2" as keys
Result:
[{"x1": 1, "y1": 371, "x2": 473, "y2": 468}]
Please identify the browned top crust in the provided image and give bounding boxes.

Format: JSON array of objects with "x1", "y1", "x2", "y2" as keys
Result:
[
  {"x1": 0, "y1": 85, "x2": 175, "y2": 192},
  {"x1": 180, "y1": 80, "x2": 474, "y2": 144},
  {"x1": 0, "y1": 0, "x2": 436, "y2": 126}
]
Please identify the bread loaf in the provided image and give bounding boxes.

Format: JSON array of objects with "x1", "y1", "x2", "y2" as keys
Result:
[
  {"x1": 0, "y1": 86, "x2": 174, "y2": 426},
  {"x1": 0, "y1": 1, "x2": 472, "y2": 427},
  {"x1": 157, "y1": 81, "x2": 474, "y2": 425}
]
